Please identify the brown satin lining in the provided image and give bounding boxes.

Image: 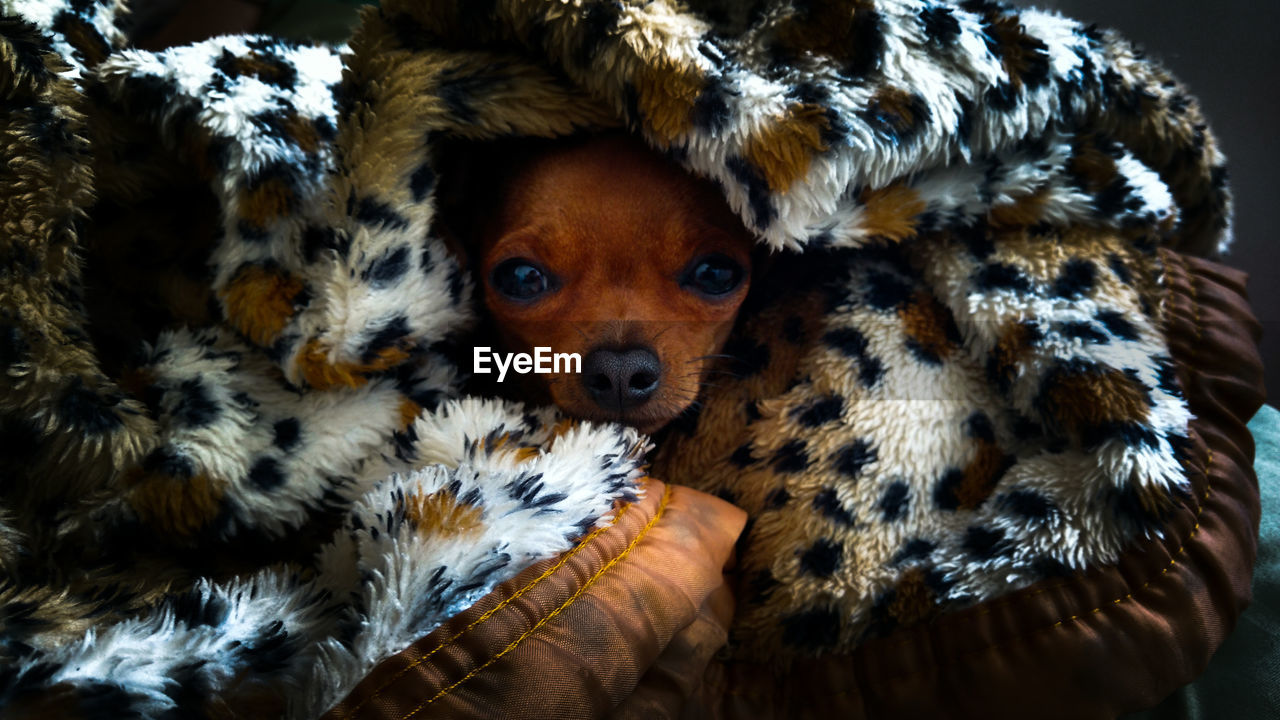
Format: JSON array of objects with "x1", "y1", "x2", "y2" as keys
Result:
[{"x1": 323, "y1": 479, "x2": 747, "y2": 720}]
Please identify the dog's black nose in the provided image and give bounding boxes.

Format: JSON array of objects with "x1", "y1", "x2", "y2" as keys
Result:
[{"x1": 582, "y1": 347, "x2": 661, "y2": 412}]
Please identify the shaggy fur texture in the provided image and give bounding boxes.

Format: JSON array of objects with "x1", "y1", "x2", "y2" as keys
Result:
[{"x1": 0, "y1": 0, "x2": 1229, "y2": 714}]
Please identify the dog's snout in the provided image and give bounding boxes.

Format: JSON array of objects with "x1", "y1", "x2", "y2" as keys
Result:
[{"x1": 582, "y1": 347, "x2": 661, "y2": 412}]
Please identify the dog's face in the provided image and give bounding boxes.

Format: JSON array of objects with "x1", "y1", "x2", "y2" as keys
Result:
[{"x1": 473, "y1": 134, "x2": 755, "y2": 434}]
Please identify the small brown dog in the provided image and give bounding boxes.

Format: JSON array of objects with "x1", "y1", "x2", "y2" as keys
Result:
[{"x1": 454, "y1": 133, "x2": 756, "y2": 434}]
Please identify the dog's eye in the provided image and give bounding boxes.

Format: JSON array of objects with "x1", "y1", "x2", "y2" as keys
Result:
[
  {"x1": 684, "y1": 254, "x2": 744, "y2": 296},
  {"x1": 491, "y1": 258, "x2": 553, "y2": 300}
]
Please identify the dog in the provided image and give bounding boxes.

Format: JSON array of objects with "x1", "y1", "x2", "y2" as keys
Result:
[{"x1": 444, "y1": 133, "x2": 757, "y2": 434}]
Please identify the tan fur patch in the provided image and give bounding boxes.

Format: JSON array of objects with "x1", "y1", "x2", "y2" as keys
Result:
[
  {"x1": 886, "y1": 567, "x2": 938, "y2": 626},
  {"x1": 859, "y1": 184, "x2": 927, "y2": 241},
  {"x1": 398, "y1": 397, "x2": 422, "y2": 430},
  {"x1": 988, "y1": 188, "x2": 1049, "y2": 229},
  {"x1": 956, "y1": 440, "x2": 1008, "y2": 510},
  {"x1": 988, "y1": 15, "x2": 1041, "y2": 91},
  {"x1": 1044, "y1": 367, "x2": 1150, "y2": 438},
  {"x1": 401, "y1": 489, "x2": 484, "y2": 539},
  {"x1": 864, "y1": 86, "x2": 925, "y2": 138},
  {"x1": 282, "y1": 112, "x2": 321, "y2": 153},
  {"x1": 992, "y1": 321, "x2": 1036, "y2": 386},
  {"x1": 1068, "y1": 135, "x2": 1118, "y2": 194},
  {"x1": 900, "y1": 291, "x2": 955, "y2": 362},
  {"x1": 744, "y1": 103, "x2": 831, "y2": 193},
  {"x1": 228, "y1": 54, "x2": 294, "y2": 86},
  {"x1": 239, "y1": 176, "x2": 296, "y2": 229},
  {"x1": 220, "y1": 264, "x2": 306, "y2": 347},
  {"x1": 633, "y1": 60, "x2": 703, "y2": 145},
  {"x1": 514, "y1": 446, "x2": 541, "y2": 464},
  {"x1": 126, "y1": 471, "x2": 226, "y2": 537},
  {"x1": 775, "y1": 0, "x2": 877, "y2": 60},
  {"x1": 296, "y1": 340, "x2": 411, "y2": 390}
]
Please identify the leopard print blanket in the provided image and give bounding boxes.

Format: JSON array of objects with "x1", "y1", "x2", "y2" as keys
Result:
[{"x1": 0, "y1": 0, "x2": 1229, "y2": 714}]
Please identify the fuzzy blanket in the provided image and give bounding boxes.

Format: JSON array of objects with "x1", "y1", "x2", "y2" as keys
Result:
[{"x1": 0, "y1": 0, "x2": 1230, "y2": 715}]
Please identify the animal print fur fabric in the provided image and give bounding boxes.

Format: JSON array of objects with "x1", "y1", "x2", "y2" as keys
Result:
[{"x1": 0, "y1": 0, "x2": 1231, "y2": 714}]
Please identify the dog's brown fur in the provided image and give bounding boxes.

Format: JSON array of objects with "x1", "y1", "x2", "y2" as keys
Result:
[{"x1": 449, "y1": 134, "x2": 756, "y2": 433}]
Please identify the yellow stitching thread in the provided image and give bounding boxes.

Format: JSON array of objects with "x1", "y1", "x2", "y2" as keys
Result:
[
  {"x1": 401, "y1": 485, "x2": 674, "y2": 718},
  {"x1": 337, "y1": 496, "x2": 640, "y2": 719}
]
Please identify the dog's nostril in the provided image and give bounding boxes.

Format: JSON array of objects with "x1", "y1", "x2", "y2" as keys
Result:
[
  {"x1": 586, "y1": 373, "x2": 613, "y2": 392},
  {"x1": 581, "y1": 346, "x2": 661, "y2": 413},
  {"x1": 629, "y1": 371, "x2": 657, "y2": 392}
]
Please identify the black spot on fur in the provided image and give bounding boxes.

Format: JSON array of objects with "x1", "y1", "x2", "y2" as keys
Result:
[
  {"x1": 1081, "y1": 420, "x2": 1160, "y2": 450},
  {"x1": 793, "y1": 395, "x2": 844, "y2": 427},
  {"x1": 933, "y1": 468, "x2": 964, "y2": 511},
  {"x1": 572, "y1": 1, "x2": 622, "y2": 68},
  {"x1": 248, "y1": 457, "x2": 286, "y2": 491},
  {"x1": 860, "y1": 88, "x2": 930, "y2": 143},
  {"x1": 173, "y1": 379, "x2": 220, "y2": 428},
  {"x1": 748, "y1": 569, "x2": 779, "y2": 602},
  {"x1": 692, "y1": 75, "x2": 732, "y2": 133},
  {"x1": 447, "y1": 263, "x2": 467, "y2": 305},
  {"x1": 813, "y1": 487, "x2": 855, "y2": 526},
  {"x1": 364, "y1": 245, "x2": 412, "y2": 289},
  {"x1": 773, "y1": 439, "x2": 810, "y2": 473},
  {"x1": 213, "y1": 48, "x2": 297, "y2": 89},
  {"x1": 168, "y1": 588, "x2": 230, "y2": 628},
  {"x1": 864, "y1": 268, "x2": 914, "y2": 310},
  {"x1": 781, "y1": 607, "x2": 841, "y2": 650},
  {"x1": 1155, "y1": 357, "x2": 1182, "y2": 397},
  {"x1": 409, "y1": 162, "x2": 436, "y2": 202},
  {"x1": 142, "y1": 446, "x2": 196, "y2": 478},
  {"x1": 355, "y1": 197, "x2": 410, "y2": 230},
  {"x1": 1107, "y1": 253, "x2": 1133, "y2": 284},
  {"x1": 892, "y1": 538, "x2": 936, "y2": 565},
  {"x1": 984, "y1": 80, "x2": 1020, "y2": 112},
  {"x1": 237, "y1": 219, "x2": 270, "y2": 243},
  {"x1": 1060, "y1": 321, "x2": 1110, "y2": 345},
  {"x1": 729, "y1": 442, "x2": 756, "y2": 467},
  {"x1": 823, "y1": 327, "x2": 884, "y2": 387},
  {"x1": 360, "y1": 315, "x2": 412, "y2": 363},
  {"x1": 1094, "y1": 177, "x2": 1142, "y2": 219},
  {"x1": 0, "y1": 324, "x2": 28, "y2": 369},
  {"x1": 956, "y1": 219, "x2": 994, "y2": 259},
  {"x1": 1052, "y1": 259, "x2": 1096, "y2": 298},
  {"x1": 725, "y1": 155, "x2": 776, "y2": 230},
  {"x1": 800, "y1": 539, "x2": 843, "y2": 577},
  {"x1": 833, "y1": 438, "x2": 877, "y2": 480},
  {"x1": 300, "y1": 226, "x2": 347, "y2": 264},
  {"x1": 879, "y1": 481, "x2": 910, "y2": 521},
  {"x1": 998, "y1": 489, "x2": 1059, "y2": 520},
  {"x1": 843, "y1": 9, "x2": 884, "y2": 78},
  {"x1": 964, "y1": 525, "x2": 1008, "y2": 560},
  {"x1": 58, "y1": 377, "x2": 122, "y2": 434},
  {"x1": 1095, "y1": 310, "x2": 1140, "y2": 341},
  {"x1": 0, "y1": 415, "x2": 42, "y2": 467},
  {"x1": 765, "y1": 486, "x2": 791, "y2": 509},
  {"x1": 974, "y1": 262, "x2": 1032, "y2": 292},
  {"x1": 272, "y1": 418, "x2": 301, "y2": 451},
  {"x1": 239, "y1": 619, "x2": 299, "y2": 673},
  {"x1": 966, "y1": 412, "x2": 996, "y2": 443},
  {"x1": 920, "y1": 6, "x2": 961, "y2": 47}
]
